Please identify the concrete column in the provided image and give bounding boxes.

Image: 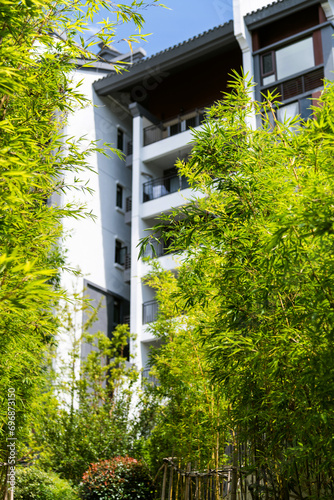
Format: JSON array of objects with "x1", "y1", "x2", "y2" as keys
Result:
[
  {"x1": 233, "y1": 0, "x2": 258, "y2": 129},
  {"x1": 130, "y1": 109, "x2": 144, "y2": 370}
]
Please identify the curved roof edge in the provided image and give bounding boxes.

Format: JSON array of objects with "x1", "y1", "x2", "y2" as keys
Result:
[
  {"x1": 94, "y1": 20, "x2": 234, "y2": 95},
  {"x1": 245, "y1": 0, "x2": 320, "y2": 28}
]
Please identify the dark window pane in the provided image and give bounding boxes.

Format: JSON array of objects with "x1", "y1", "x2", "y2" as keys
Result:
[
  {"x1": 113, "y1": 299, "x2": 121, "y2": 324},
  {"x1": 299, "y1": 96, "x2": 313, "y2": 120},
  {"x1": 117, "y1": 129, "x2": 124, "y2": 151},
  {"x1": 262, "y1": 52, "x2": 273, "y2": 75},
  {"x1": 116, "y1": 184, "x2": 123, "y2": 208},
  {"x1": 115, "y1": 240, "x2": 126, "y2": 265}
]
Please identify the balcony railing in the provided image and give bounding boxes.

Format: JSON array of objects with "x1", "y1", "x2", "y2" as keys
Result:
[
  {"x1": 126, "y1": 196, "x2": 132, "y2": 212},
  {"x1": 116, "y1": 246, "x2": 131, "y2": 269},
  {"x1": 143, "y1": 107, "x2": 207, "y2": 146},
  {"x1": 125, "y1": 253, "x2": 131, "y2": 270},
  {"x1": 143, "y1": 300, "x2": 158, "y2": 324},
  {"x1": 123, "y1": 315, "x2": 130, "y2": 326},
  {"x1": 143, "y1": 237, "x2": 174, "y2": 259},
  {"x1": 142, "y1": 368, "x2": 159, "y2": 386},
  {"x1": 143, "y1": 174, "x2": 189, "y2": 202}
]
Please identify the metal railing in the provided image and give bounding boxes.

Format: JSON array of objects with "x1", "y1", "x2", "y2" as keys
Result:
[
  {"x1": 143, "y1": 107, "x2": 207, "y2": 146},
  {"x1": 116, "y1": 246, "x2": 131, "y2": 269},
  {"x1": 115, "y1": 246, "x2": 127, "y2": 266},
  {"x1": 143, "y1": 237, "x2": 174, "y2": 259},
  {"x1": 126, "y1": 141, "x2": 133, "y2": 156},
  {"x1": 125, "y1": 196, "x2": 132, "y2": 212},
  {"x1": 142, "y1": 368, "x2": 159, "y2": 386},
  {"x1": 143, "y1": 174, "x2": 189, "y2": 202},
  {"x1": 125, "y1": 253, "x2": 131, "y2": 270},
  {"x1": 143, "y1": 300, "x2": 158, "y2": 324}
]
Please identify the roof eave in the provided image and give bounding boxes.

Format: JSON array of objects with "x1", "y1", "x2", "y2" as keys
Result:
[
  {"x1": 245, "y1": 0, "x2": 320, "y2": 29},
  {"x1": 93, "y1": 21, "x2": 235, "y2": 95}
]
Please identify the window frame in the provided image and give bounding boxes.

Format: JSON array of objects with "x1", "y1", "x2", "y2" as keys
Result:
[
  {"x1": 116, "y1": 184, "x2": 123, "y2": 209},
  {"x1": 115, "y1": 239, "x2": 127, "y2": 266},
  {"x1": 260, "y1": 33, "x2": 320, "y2": 87},
  {"x1": 117, "y1": 127, "x2": 124, "y2": 152}
]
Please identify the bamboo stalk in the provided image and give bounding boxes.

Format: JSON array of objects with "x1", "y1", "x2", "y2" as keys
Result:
[
  {"x1": 168, "y1": 465, "x2": 173, "y2": 500},
  {"x1": 195, "y1": 476, "x2": 199, "y2": 500},
  {"x1": 231, "y1": 430, "x2": 238, "y2": 500},
  {"x1": 161, "y1": 464, "x2": 167, "y2": 500}
]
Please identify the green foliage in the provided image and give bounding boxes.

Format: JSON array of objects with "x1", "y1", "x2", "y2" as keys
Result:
[
  {"x1": 141, "y1": 74, "x2": 334, "y2": 497},
  {"x1": 79, "y1": 456, "x2": 154, "y2": 500},
  {"x1": 15, "y1": 466, "x2": 77, "y2": 500},
  {"x1": 137, "y1": 262, "x2": 227, "y2": 474},
  {"x1": 28, "y1": 296, "x2": 139, "y2": 483},
  {"x1": 0, "y1": 0, "x2": 164, "y2": 493}
]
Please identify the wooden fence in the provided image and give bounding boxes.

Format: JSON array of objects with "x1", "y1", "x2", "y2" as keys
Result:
[
  {"x1": 157, "y1": 456, "x2": 308, "y2": 500},
  {"x1": 158, "y1": 457, "x2": 255, "y2": 500}
]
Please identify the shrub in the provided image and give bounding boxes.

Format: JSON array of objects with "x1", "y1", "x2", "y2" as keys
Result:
[
  {"x1": 79, "y1": 456, "x2": 155, "y2": 500},
  {"x1": 15, "y1": 466, "x2": 78, "y2": 500}
]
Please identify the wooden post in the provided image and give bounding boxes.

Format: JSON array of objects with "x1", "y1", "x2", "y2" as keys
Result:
[
  {"x1": 161, "y1": 463, "x2": 168, "y2": 500},
  {"x1": 168, "y1": 465, "x2": 173, "y2": 500}
]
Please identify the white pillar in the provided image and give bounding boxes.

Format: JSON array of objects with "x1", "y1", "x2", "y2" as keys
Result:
[{"x1": 130, "y1": 111, "x2": 144, "y2": 370}]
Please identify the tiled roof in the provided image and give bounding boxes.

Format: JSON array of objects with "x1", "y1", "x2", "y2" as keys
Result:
[{"x1": 95, "y1": 20, "x2": 233, "y2": 87}]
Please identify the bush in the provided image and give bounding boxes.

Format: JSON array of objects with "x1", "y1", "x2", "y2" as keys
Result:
[
  {"x1": 79, "y1": 456, "x2": 154, "y2": 500},
  {"x1": 15, "y1": 466, "x2": 78, "y2": 500}
]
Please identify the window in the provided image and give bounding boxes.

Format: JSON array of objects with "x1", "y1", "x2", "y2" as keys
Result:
[
  {"x1": 277, "y1": 96, "x2": 313, "y2": 123},
  {"x1": 116, "y1": 184, "x2": 123, "y2": 209},
  {"x1": 276, "y1": 38, "x2": 314, "y2": 80},
  {"x1": 261, "y1": 36, "x2": 317, "y2": 86},
  {"x1": 117, "y1": 128, "x2": 124, "y2": 151},
  {"x1": 113, "y1": 299, "x2": 121, "y2": 324},
  {"x1": 115, "y1": 240, "x2": 127, "y2": 266}
]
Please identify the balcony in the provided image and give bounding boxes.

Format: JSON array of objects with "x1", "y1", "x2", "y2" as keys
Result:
[
  {"x1": 125, "y1": 196, "x2": 132, "y2": 224},
  {"x1": 142, "y1": 367, "x2": 159, "y2": 387},
  {"x1": 143, "y1": 107, "x2": 207, "y2": 146},
  {"x1": 143, "y1": 300, "x2": 158, "y2": 324},
  {"x1": 143, "y1": 174, "x2": 189, "y2": 202},
  {"x1": 115, "y1": 246, "x2": 131, "y2": 271}
]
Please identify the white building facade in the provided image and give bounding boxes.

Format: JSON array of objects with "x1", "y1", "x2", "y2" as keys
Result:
[{"x1": 63, "y1": 0, "x2": 334, "y2": 373}]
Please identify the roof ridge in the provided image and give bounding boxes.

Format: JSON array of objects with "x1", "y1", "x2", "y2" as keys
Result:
[
  {"x1": 128, "y1": 20, "x2": 233, "y2": 67},
  {"x1": 94, "y1": 20, "x2": 233, "y2": 85}
]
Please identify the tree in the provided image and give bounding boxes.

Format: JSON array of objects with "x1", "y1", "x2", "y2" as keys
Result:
[
  {"x1": 141, "y1": 74, "x2": 334, "y2": 498},
  {"x1": 137, "y1": 262, "x2": 228, "y2": 477},
  {"x1": 0, "y1": 0, "x2": 162, "y2": 496},
  {"x1": 27, "y1": 296, "x2": 138, "y2": 483}
]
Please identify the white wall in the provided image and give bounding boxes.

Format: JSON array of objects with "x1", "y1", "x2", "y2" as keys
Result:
[{"x1": 57, "y1": 68, "x2": 132, "y2": 371}]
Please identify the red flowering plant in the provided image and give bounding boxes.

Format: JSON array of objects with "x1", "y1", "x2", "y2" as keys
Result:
[{"x1": 79, "y1": 456, "x2": 155, "y2": 500}]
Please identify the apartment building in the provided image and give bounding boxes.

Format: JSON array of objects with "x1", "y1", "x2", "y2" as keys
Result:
[{"x1": 62, "y1": 0, "x2": 334, "y2": 372}]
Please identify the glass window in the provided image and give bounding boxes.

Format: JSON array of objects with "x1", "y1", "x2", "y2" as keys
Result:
[
  {"x1": 117, "y1": 128, "x2": 124, "y2": 151},
  {"x1": 299, "y1": 96, "x2": 313, "y2": 120},
  {"x1": 277, "y1": 101, "x2": 299, "y2": 123},
  {"x1": 262, "y1": 52, "x2": 274, "y2": 75},
  {"x1": 115, "y1": 240, "x2": 126, "y2": 265},
  {"x1": 276, "y1": 37, "x2": 314, "y2": 81},
  {"x1": 113, "y1": 299, "x2": 121, "y2": 324},
  {"x1": 116, "y1": 184, "x2": 123, "y2": 209}
]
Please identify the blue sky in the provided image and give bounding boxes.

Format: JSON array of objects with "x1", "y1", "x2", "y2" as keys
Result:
[{"x1": 91, "y1": 0, "x2": 233, "y2": 57}]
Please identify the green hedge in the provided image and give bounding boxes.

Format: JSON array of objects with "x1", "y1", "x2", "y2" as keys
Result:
[
  {"x1": 79, "y1": 456, "x2": 155, "y2": 500},
  {"x1": 15, "y1": 466, "x2": 78, "y2": 500}
]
